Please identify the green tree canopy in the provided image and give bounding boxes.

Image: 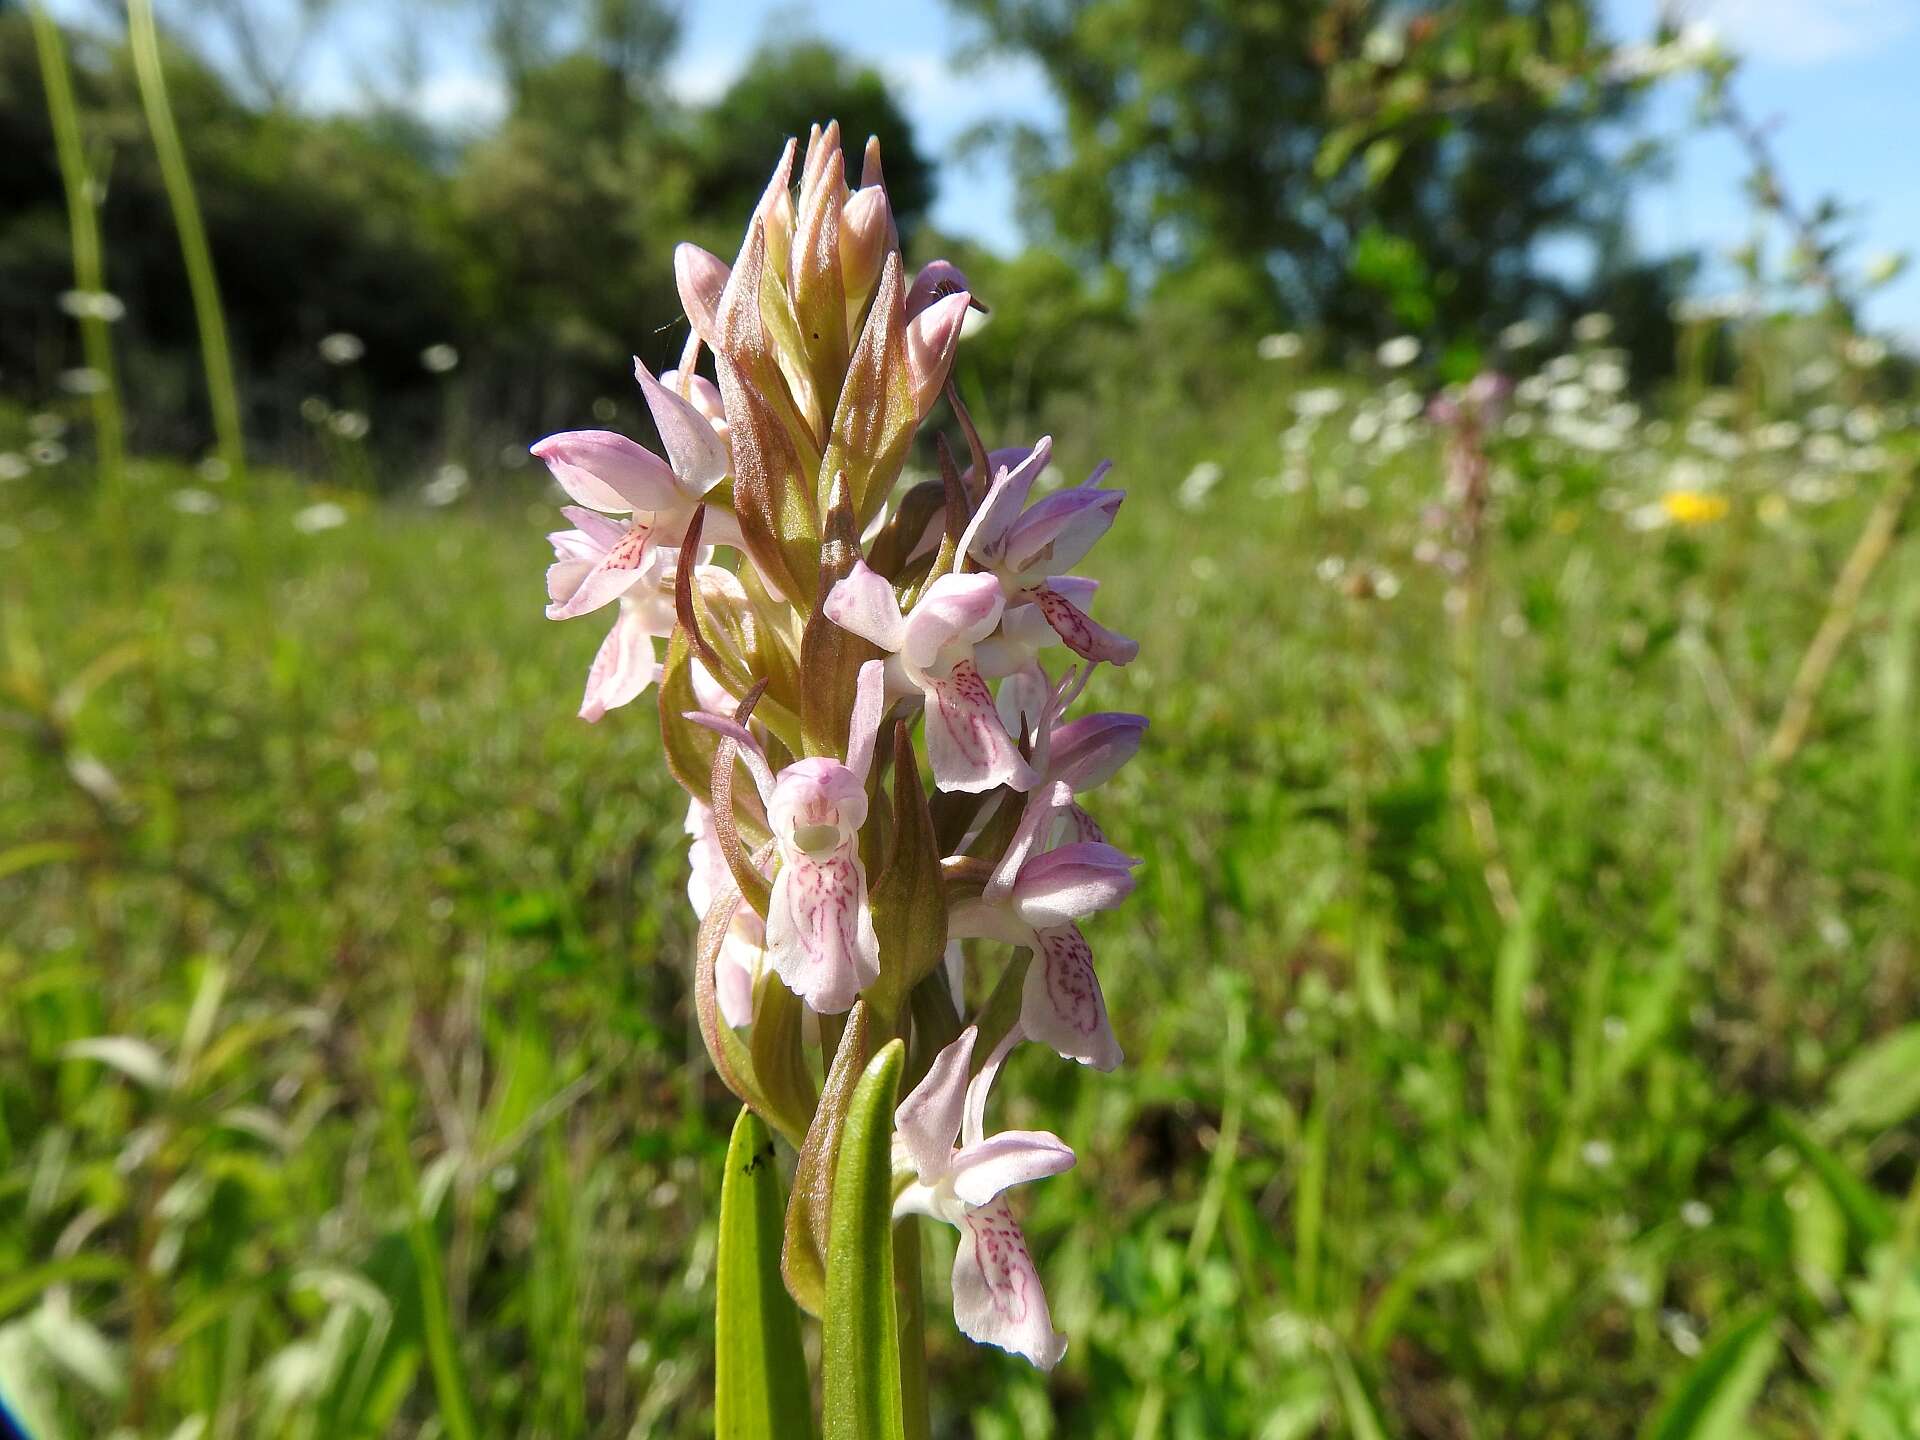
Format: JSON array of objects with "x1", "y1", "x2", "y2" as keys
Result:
[{"x1": 949, "y1": 0, "x2": 1671, "y2": 341}]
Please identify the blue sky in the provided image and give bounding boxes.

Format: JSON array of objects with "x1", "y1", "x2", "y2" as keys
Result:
[{"x1": 79, "y1": 0, "x2": 1920, "y2": 335}]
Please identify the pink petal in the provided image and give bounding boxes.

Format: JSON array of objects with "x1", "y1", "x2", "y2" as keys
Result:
[
  {"x1": 951, "y1": 1197, "x2": 1067, "y2": 1369},
  {"x1": 824, "y1": 560, "x2": 908, "y2": 653},
  {"x1": 714, "y1": 929, "x2": 759, "y2": 1028},
  {"x1": 1020, "y1": 924, "x2": 1121, "y2": 1070},
  {"x1": 958, "y1": 437, "x2": 1053, "y2": 567},
  {"x1": 635, "y1": 358, "x2": 729, "y2": 495},
  {"x1": 767, "y1": 757, "x2": 870, "y2": 848},
  {"x1": 845, "y1": 658, "x2": 888, "y2": 784},
  {"x1": 951, "y1": 1131, "x2": 1075, "y2": 1208},
  {"x1": 1002, "y1": 486, "x2": 1123, "y2": 577},
  {"x1": 1009, "y1": 842, "x2": 1139, "y2": 928},
  {"x1": 906, "y1": 259, "x2": 974, "y2": 318},
  {"x1": 993, "y1": 662, "x2": 1051, "y2": 743},
  {"x1": 1030, "y1": 582, "x2": 1139, "y2": 666},
  {"x1": 840, "y1": 187, "x2": 895, "y2": 302},
  {"x1": 674, "y1": 243, "x2": 730, "y2": 347},
  {"x1": 902, "y1": 572, "x2": 1005, "y2": 672},
  {"x1": 986, "y1": 781, "x2": 1074, "y2": 901},
  {"x1": 763, "y1": 854, "x2": 878, "y2": 1014},
  {"x1": 1049, "y1": 713, "x2": 1147, "y2": 793},
  {"x1": 905, "y1": 291, "x2": 971, "y2": 417},
  {"x1": 544, "y1": 519, "x2": 658, "y2": 620},
  {"x1": 531, "y1": 430, "x2": 680, "y2": 514},
  {"x1": 555, "y1": 505, "x2": 626, "y2": 550},
  {"x1": 921, "y1": 658, "x2": 1036, "y2": 795},
  {"x1": 579, "y1": 600, "x2": 662, "y2": 722},
  {"x1": 895, "y1": 1026, "x2": 976, "y2": 1181},
  {"x1": 659, "y1": 369, "x2": 728, "y2": 435}
]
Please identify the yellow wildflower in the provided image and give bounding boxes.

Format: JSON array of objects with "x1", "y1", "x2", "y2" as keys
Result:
[{"x1": 1660, "y1": 490, "x2": 1729, "y2": 527}]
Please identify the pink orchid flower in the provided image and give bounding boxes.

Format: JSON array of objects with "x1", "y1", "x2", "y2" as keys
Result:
[
  {"x1": 951, "y1": 780, "x2": 1137, "y2": 1070},
  {"x1": 687, "y1": 661, "x2": 889, "y2": 1014},
  {"x1": 893, "y1": 1026, "x2": 1074, "y2": 1369},
  {"x1": 994, "y1": 664, "x2": 1148, "y2": 841},
  {"x1": 824, "y1": 563, "x2": 1037, "y2": 794},
  {"x1": 959, "y1": 438, "x2": 1138, "y2": 667},
  {"x1": 532, "y1": 360, "x2": 735, "y2": 622}
]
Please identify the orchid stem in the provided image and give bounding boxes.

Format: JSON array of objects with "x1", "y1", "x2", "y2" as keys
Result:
[{"x1": 894, "y1": 1216, "x2": 931, "y2": 1440}]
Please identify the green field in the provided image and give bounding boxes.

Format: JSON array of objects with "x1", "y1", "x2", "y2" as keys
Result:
[{"x1": 3, "y1": 352, "x2": 1918, "y2": 1437}]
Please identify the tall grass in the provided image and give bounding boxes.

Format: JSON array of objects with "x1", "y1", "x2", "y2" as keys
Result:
[
  {"x1": 126, "y1": 0, "x2": 245, "y2": 480},
  {"x1": 28, "y1": 3, "x2": 126, "y2": 538}
]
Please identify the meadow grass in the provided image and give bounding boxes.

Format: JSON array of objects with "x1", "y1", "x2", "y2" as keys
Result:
[{"x1": 2, "y1": 361, "x2": 1918, "y2": 1438}]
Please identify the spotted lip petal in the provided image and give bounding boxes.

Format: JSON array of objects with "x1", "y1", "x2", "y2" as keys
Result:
[
  {"x1": 1029, "y1": 582, "x2": 1140, "y2": 665},
  {"x1": 921, "y1": 658, "x2": 1037, "y2": 794},
  {"x1": 951, "y1": 1196, "x2": 1068, "y2": 1369},
  {"x1": 762, "y1": 852, "x2": 878, "y2": 1014},
  {"x1": 1021, "y1": 923, "x2": 1122, "y2": 1070},
  {"x1": 544, "y1": 518, "x2": 661, "y2": 621}
]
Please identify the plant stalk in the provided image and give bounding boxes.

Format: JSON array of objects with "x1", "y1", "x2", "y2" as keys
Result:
[
  {"x1": 29, "y1": 5, "x2": 128, "y2": 553},
  {"x1": 127, "y1": 0, "x2": 245, "y2": 479}
]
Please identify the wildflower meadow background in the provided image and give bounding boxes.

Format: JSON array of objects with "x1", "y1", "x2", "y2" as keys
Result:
[{"x1": 4, "y1": 1, "x2": 1920, "y2": 1436}]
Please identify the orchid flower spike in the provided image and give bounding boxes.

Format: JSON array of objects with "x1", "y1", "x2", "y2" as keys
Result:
[
  {"x1": 961, "y1": 439, "x2": 1139, "y2": 667},
  {"x1": 825, "y1": 563, "x2": 1038, "y2": 794},
  {"x1": 687, "y1": 660, "x2": 889, "y2": 1013},
  {"x1": 894, "y1": 1026, "x2": 1074, "y2": 1369}
]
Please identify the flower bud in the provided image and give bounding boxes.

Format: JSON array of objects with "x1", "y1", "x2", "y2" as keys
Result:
[{"x1": 906, "y1": 291, "x2": 972, "y2": 418}]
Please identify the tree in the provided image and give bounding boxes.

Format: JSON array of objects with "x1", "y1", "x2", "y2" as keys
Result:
[
  {"x1": 948, "y1": 0, "x2": 1672, "y2": 341},
  {"x1": 689, "y1": 35, "x2": 934, "y2": 239}
]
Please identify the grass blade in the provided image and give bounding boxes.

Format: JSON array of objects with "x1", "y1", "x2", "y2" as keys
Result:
[{"x1": 1639, "y1": 1307, "x2": 1778, "y2": 1440}]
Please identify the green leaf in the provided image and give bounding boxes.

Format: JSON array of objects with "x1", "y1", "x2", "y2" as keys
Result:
[
  {"x1": 1820, "y1": 1024, "x2": 1920, "y2": 1135},
  {"x1": 63, "y1": 1036, "x2": 172, "y2": 1091},
  {"x1": 1639, "y1": 1308, "x2": 1778, "y2": 1440},
  {"x1": 717, "y1": 1108, "x2": 813, "y2": 1440},
  {"x1": 1326, "y1": 1345, "x2": 1389, "y2": 1440},
  {"x1": 822, "y1": 1040, "x2": 906, "y2": 1440},
  {"x1": 1774, "y1": 1110, "x2": 1894, "y2": 1248}
]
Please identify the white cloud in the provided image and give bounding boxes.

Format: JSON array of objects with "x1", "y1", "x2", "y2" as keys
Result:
[{"x1": 1693, "y1": 0, "x2": 1917, "y2": 65}]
